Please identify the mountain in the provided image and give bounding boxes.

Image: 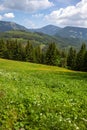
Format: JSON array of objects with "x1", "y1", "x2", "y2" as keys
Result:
[
  {"x1": 55, "y1": 26, "x2": 87, "y2": 40},
  {"x1": 0, "y1": 30, "x2": 59, "y2": 45},
  {"x1": 30, "y1": 25, "x2": 87, "y2": 40},
  {"x1": 29, "y1": 24, "x2": 87, "y2": 41},
  {"x1": 0, "y1": 21, "x2": 28, "y2": 32},
  {"x1": 0, "y1": 21, "x2": 86, "y2": 49},
  {"x1": 0, "y1": 20, "x2": 87, "y2": 40},
  {"x1": 0, "y1": 30, "x2": 84, "y2": 49},
  {"x1": 29, "y1": 25, "x2": 61, "y2": 35}
]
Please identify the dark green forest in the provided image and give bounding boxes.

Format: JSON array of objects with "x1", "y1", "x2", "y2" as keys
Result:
[{"x1": 0, "y1": 39, "x2": 87, "y2": 71}]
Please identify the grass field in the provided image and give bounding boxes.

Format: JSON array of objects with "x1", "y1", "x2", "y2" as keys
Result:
[{"x1": 0, "y1": 58, "x2": 87, "y2": 130}]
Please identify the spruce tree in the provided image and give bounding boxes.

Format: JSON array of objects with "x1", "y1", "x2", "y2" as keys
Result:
[
  {"x1": 35, "y1": 46, "x2": 42, "y2": 63},
  {"x1": 67, "y1": 47, "x2": 77, "y2": 70},
  {"x1": 16, "y1": 42, "x2": 23, "y2": 61},
  {"x1": 45, "y1": 43, "x2": 57, "y2": 66},
  {"x1": 25, "y1": 41, "x2": 34, "y2": 62},
  {"x1": 12, "y1": 40, "x2": 19, "y2": 60},
  {"x1": 6, "y1": 40, "x2": 13, "y2": 59},
  {"x1": 0, "y1": 39, "x2": 5, "y2": 58},
  {"x1": 60, "y1": 50, "x2": 67, "y2": 67},
  {"x1": 76, "y1": 43, "x2": 86, "y2": 71},
  {"x1": 83, "y1": 51, "x2": 87, "y2": 71}
]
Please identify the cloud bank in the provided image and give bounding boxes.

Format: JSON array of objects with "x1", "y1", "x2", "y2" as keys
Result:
[
  {"x1": 45, "y1": 0, "x2": 87, "y2": 27},
  {"x1": 0, "y1": 5, "x2": 4, "y2": 11},
  {"x1": 0, "y1": 15, "x2": 3, "y2": 20},
  {"x1": 0, "y1": 0, "x2": 87, "y2": 28},
  {"x1": 2, "y1": 0, "x2": 54, "y2": 12},
  {"x1": 4, "y1": 13, "x2": 15, "y2": 18},
  {"x1": 0, "y1": 13, "x2": 15, "y2": 20}
]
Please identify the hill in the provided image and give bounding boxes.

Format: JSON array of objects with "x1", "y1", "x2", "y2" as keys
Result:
[
  {"x1": 55, "y1": 26, "x2": 87, "y2": 40},
  {"x1": 29, "y1": 25, "x2": 61, "y2": 35},
  {"x1": 0, "y1": 30, "x2": 59, "y2": 46},
  {"x1": 1, "y1": 21, "x2": 87, "y2": 40},
  {"x1": 0, "y1": 30, "x2": 84, "y2": 49},
  {"x1": 0, "y1": 21, "x2": 86, "y2": 49},
  {"x1": 29, "y1": 24, "x2": 87, "y2": 41},
  {"x1": 0, "y1": 21, "x2": 28, "y2": 32},
  {"x1": 0, "y1": 58, "x2": 87, "y2": 129}
]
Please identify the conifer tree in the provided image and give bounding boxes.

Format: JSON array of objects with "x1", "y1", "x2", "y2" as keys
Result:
[
  {"x1": 6, "y1": 40, "x2": 13, "y2": 59},
  {"x1": 60, "y1": 50, "x2": 67, "y2": 67},
  {"x1": 25, "y1": 41, "x2": 34, "y2": 62},
  {"x1": 76, "y1": 43, "x2": 86, "y2": 70},
  {"x1": 35, "y1": 46, "x2": 42, "y2": 63},
  {"x1": 83, "y1": 50, "x2": 87, "y2": 71},
  {"x1": 0, "y1": 39, "x2": 5, "y2": 58},
  {"x1": 16, "y1": 42, "x2": 23, "y2": 61},
  {"x1": 45, "y1": 43, "x2": 58, "y2": 66},
  {"x1": 12, "y1": 40, "x2": 19, "y2": 60},
  {"x1": 67, "y1": 47, "x2": 77, "y2": 69}
]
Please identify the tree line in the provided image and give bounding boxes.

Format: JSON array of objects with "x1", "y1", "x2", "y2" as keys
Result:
[{"x1": 0, "y1": 39, "x2": 87, "y2": 71}]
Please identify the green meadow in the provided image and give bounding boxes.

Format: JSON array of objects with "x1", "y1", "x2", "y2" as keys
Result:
[{"x1": 0, "y1": 58, "x2": 87, "y2": 130}]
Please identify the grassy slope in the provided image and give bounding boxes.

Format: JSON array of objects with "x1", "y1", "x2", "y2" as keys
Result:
[{"x1": 0, "y1": 58, "x2": 87, "y2": 130}]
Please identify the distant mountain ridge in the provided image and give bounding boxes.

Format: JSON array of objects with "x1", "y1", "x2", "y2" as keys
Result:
[
  {"x1": 29, "y1": 25, "x2": 61, "y2": 35},
  {"x1": 0, "y1": 30, "x2": 84, "y2": 49},
  {"x1": 55, "y1": 26, "x2": 87, "y2": 40},
  {"x1": 0, "y1": 21, "x2": 28, "y2": 32},
  {"x1": 0, "y1": 21, "x2": 87, "y2": 40},
  {"x1": 31, "y1": 25, "x2": 87, "y2": 40}
]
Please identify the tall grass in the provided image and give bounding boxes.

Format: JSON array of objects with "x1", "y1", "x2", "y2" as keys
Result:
[{"x1": 0, "y1": 58, "x2": 87, "y2": 130}]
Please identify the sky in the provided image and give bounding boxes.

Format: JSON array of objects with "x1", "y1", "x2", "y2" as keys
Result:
[{"x1": 0, "y1": 0, "x2": 87, "y2": 29}]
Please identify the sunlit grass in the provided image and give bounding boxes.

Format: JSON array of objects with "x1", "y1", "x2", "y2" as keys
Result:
[
  {"x1": 0, "y1": 58, "x2": 72, "y2": 72},
  {"x1": 0, "y1": 58, "x2": 87, "y2": 130}
]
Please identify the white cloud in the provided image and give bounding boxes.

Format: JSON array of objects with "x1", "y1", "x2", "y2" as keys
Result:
[
  {"x1": 0, "y1": 5, "x2": 4, "y2": 11},
  {"x1": 0, "y1": 15, "x2": 3, "y2": 20},
  {"x1": 32, "y1": 13, "x2": 44, "y2": 18},
  {"x1": 4, "y1": 13, "x2": 15, "y2": 18},
  {"x1": 45, "y1": 0, "x2": 87, "y2": 27},
  {"x1": 3, "y1": 0, "x2": 54, "y2": 12},
  {"x1": 53, "y1": 0, "x2": 72, "y2": 4},
  {"x1": 23, "y1": 19, "x2": 37, "y2": 28}
]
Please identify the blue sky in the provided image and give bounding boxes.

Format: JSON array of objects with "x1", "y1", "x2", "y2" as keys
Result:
[{"x1": 0, "y1": 0, "x2": 87, "y2": 28}]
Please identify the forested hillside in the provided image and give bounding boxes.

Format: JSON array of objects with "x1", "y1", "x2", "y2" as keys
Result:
[
  {"x1": 55, "y1": 26, "x2": 87, "y2": 40},
  {"x1": 0, "y1": 30, "x2": 85, "y2": 49},
  {"x1": 29, "y1": 25, "x2": 61, "y2": 35},
  {"x1": 0, "y1": 21, "x2": 87, "y2": 49},
  {"x1": 0, "y1": 39, "x2": 87, "y2": 71}
]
